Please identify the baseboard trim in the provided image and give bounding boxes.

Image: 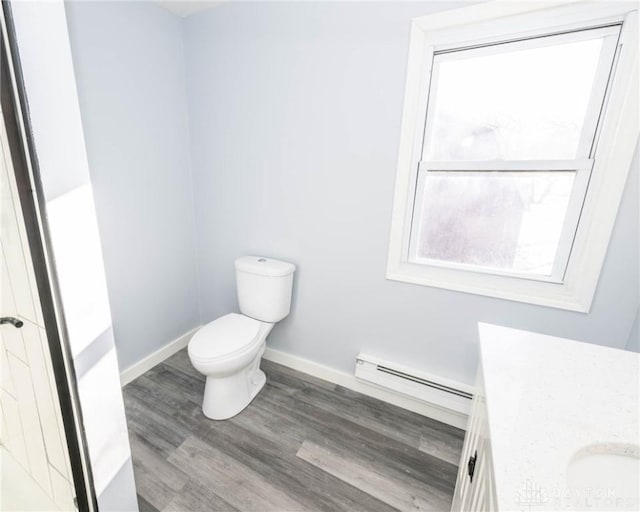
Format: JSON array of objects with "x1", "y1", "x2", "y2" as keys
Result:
[
  {"x1": 119, "y1": 330, "x2": 468, "y2": 429},
  {"x1": 263, "y1": 347, "x2": 468, "y2": 430},
  {"x1": 119, "y1": 327, "x2": 200, "y2": 386}
]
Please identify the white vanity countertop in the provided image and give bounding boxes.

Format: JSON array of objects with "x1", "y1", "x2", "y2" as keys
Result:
[{"x1": 478, "y1": 323, "x2": 639, "y2": 511}]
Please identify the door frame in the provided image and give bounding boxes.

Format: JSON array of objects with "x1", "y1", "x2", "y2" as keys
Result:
[{"x1": 0, "y1": 3, "x2": 98, "y2": 510}]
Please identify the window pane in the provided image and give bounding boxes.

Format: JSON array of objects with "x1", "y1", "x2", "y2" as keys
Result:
[
  {"x1": 424, "y1": 32, "x2": 608, "y2": 161},
  {"x1": 411, "y1": 172, "x2": 575, "y2": 275}
]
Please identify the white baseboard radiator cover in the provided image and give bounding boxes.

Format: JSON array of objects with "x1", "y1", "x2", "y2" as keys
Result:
[{"x1": 355, "y1": 353, "x2": 474, "y2": 416}]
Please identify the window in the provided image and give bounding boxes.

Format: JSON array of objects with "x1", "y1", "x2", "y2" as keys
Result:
[
  {"x1": 412, "y1": 26, "x2": 618, "y2": 282},
  {"x1": 387, "y1": 2, "x2": 638, "y2": 311}
]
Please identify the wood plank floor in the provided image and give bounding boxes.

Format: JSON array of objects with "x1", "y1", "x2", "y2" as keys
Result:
[{"x1": 123, "y1": 348, "x2": 465, "y2": 512}]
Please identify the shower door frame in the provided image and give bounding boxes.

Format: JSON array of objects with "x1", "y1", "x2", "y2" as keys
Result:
[{"x1": 1, "y1": 4, "x2": 97, "y2": 510}]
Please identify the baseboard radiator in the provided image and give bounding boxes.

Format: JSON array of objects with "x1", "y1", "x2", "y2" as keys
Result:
[{"x1": 355, "y1": 353, "x2": 474, "y2": 415}]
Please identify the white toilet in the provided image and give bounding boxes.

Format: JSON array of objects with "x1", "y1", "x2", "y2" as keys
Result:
[{"x1": 188, "y1": 256, "x2": 295, "y2": 420}]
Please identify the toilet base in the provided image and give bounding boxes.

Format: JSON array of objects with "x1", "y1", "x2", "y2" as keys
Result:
[{"x1": 201, "y1": 353, "x2": 267, "y2": 420}]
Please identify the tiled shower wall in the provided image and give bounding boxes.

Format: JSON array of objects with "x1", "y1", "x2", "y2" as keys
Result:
[{"x1": 0, "y1": 118, "x2": 75, "y2": 510}]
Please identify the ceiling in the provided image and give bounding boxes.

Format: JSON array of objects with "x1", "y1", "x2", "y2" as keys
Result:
[{"x1": 156, "y1": 1, "x2": 223, "y2": 17}]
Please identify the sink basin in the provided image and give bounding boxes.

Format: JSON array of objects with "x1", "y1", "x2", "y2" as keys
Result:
[{"x1": 566, "y1": 444, "x2": 639, "y2": 510}]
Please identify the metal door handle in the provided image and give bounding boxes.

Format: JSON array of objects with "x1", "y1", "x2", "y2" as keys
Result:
[
  {"x1": 0, "y1": 317, "x2": 24, "y2": 328},
  {"x1": 468, "y1": 450, "x2": 477, "y2": 483}
]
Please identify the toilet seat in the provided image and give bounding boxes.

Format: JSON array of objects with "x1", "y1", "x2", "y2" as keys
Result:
[{"x1": 189, "y1": 313, "x2": 261, "y2": 362}]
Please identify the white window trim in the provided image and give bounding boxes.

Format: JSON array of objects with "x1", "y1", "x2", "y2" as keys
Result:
[{"x1": 386, "y1": 1, "x2": 639, "y2": 312}]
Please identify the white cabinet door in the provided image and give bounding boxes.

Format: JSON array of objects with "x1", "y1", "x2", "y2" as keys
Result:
[
  {"x1": 451, "y1": 365, "x2": 496, "y2": 511},
  {"x1": 0, "y1": 101, "x2": 76, "y2": 511}
]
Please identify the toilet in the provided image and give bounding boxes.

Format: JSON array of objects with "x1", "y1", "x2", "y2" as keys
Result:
[{"x1": 188, "y1": 256, "x2": 295, "y2": 420}]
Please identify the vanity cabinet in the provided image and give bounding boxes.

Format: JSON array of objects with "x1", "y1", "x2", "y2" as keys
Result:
[
  {"x1": 450, "y1": 366, "x2": 497, "y2": 512},
  {"x1": 452, "y1": 324, "x2": 639, "y2": 512}
]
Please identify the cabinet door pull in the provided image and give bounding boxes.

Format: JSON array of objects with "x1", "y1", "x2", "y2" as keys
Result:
[
  {"x1": 467, "y1": 450, "x2": 477, "y2": 483},
  {"x1": 0, "y1": 317, "x2": 23, "y2": 328}
]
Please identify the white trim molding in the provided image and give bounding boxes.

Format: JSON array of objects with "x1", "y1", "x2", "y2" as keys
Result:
[
  {"x1": 119, "y1": 327, "x2": 200, "y2": 386},
  {"x1": 263, "y1": 347, "x2": 469, "y2": 429},
  {"x1": 386, "y1": 1, "x2": 639, "y2": 312},
  {"x1": 118, "y1": 329, "x2": 469, "y2": 428}
]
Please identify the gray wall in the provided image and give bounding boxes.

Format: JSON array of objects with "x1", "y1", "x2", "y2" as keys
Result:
[
  {"x1": 63, "y1": 0, "x2": 639, "y2": 385},
  {"x1": 65, "y1": 1, "x2": 200, "y2": 370},
  {"x1": 627, "y1": 311, "x2": 639, "y2": 352},
  {"x1": 184, "y1": 1, "x2": 640, "y2": 385}
]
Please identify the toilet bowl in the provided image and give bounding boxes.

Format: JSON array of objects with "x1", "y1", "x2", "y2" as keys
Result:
[
  {"x1": 188, "y1": 256, "x2": 295, "y2": 420},
  {"x1": 188, "y1": 313, "x2": 274, "y2": 419}
]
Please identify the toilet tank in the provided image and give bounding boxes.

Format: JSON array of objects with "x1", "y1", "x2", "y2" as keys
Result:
[{"x1": 235, "y1": 256, "x2": 296, "y2": 323}]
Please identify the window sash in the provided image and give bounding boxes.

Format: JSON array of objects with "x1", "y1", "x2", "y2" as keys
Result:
[
  {"x1": 417, "y1": 160, "x2": 594, "y2": 172},
  {"x1": 408, "y1": 167, "x2": 588, "y2": 283},
  {"x1": 420, "y1": 26, "x2": 621, "y2": 163}
]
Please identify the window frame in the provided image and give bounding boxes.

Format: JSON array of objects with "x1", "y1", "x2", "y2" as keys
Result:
[
  {"x1": 410, "y1": 24, "x2": 620, "y2": 283},
  {"x1": 386, "y1": 1, "x2": 639, "y2": 312}
]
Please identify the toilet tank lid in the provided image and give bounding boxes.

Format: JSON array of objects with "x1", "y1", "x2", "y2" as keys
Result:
[{"x1": 235, "y1": 256, "x2": 296, "y2": 277}]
